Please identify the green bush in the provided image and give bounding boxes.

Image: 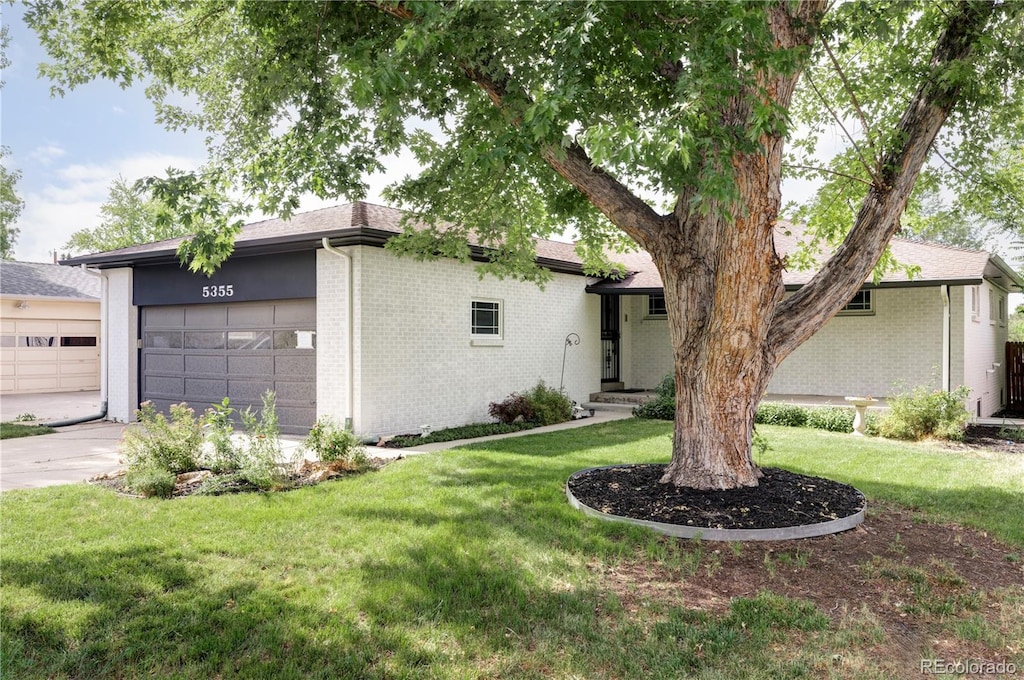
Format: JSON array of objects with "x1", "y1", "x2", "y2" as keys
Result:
[
  {"x1": 201, "y1": 397, "x2": 241, "y2": 473},
  {"x1": 877, "y1": 385, "x2": 971, "y2": 441},
  {"x1": 523, "y1": 381, "x2": 573, "y2": 425},
  {"x1": 124, "y1": 464, "x2": 176, "y2": 499},
  {"x1": 236, "y1": 391, "x2": 284, "y2": 489},
  {"x1": 303, "y1": 418, "x2": 369, "y2": 469},
  {"x1": 633, "y1": 373, "x2": 676, "y2": 420},
  {"x1": 754, "y1": 403, "x2": 808, "y2": 428},
  {"x1": 805, "y1": 406, "x2": 854, "y2": 433},
  {"x1": 121, "y1": 401, "x2": 203, "y2": 474}
]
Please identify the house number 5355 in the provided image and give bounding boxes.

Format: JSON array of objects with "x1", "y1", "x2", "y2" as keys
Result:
[{"x1": 202, "y1": 284, "x2": 234, "y2": 298}]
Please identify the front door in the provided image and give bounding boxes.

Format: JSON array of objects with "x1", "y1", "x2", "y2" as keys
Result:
[{"x1": 600, "y1": 295, "x2": 620, "y2": 384}]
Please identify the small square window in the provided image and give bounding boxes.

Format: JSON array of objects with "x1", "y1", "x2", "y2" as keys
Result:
[
  {"x1": 647, "y1": 294, "x2": 667, "y2": 317},
  {"x1": 838, "y1": 290, "x2": 873, "y2": 315},
  {"x1": 471, "y1": 300, "x2": 502, "y2": 339}
]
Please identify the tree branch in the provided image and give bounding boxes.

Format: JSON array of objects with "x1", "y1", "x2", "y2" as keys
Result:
[
  {"x1": 768, "y1": 0, "x2": 999, "y2": 362},
  {"x1": 804, "y1": 69, "x2": 882, "y2": 186},
  {"x1": 819, "y1": 36, "x2": 881, "y2": 176},
  {"x1": 782, "y1": 163, "x2": 874, "y2": 187}
]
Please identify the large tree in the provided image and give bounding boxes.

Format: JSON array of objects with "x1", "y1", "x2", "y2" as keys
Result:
[
  {"x1": 1, "y1": 26, "x2": 22, "y2": 260},
  {"x1": 63, "y1": 175, "x2": 193, "y2": 254},
  {"x1": 26, "y1": 1, "x2": 1024, "y2": 489}
]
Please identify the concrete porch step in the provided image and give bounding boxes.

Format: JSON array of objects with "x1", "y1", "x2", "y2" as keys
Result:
[{"x1": 588, "y1": 390, "x2": 657, "y2": 405}]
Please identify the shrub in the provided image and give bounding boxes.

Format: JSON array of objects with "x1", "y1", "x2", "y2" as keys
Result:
[
  {"x1": 878, "y1": 385, "x2": 971, "y2": 441},
  {"x1": 121, "y1": 401, "x2": 202, "y2": 474},
  {"x1": 755, "y1": 403, "x2": 808, "y2": 428},
  {"x1": 488, "y1": 393, "x2": 536, "y2": 424},
  {"x1": 124, "y1": 464, "x2": 176, "y2": 499},
  {"x1": 201, "y1": 397, "x2": 241, "y2": 473},
  {"x1": 236, "y1": 391, "x2": 284, "y2": 489},
  {"x1": 303, "y1": 418, "x2": 369, "y2": 470},
  {"x1": 523, "y1": 380, "x2": 572, "y2": 425},
  {"x1": 805, "y1": 406, "x2": 854, "y2": 433},
  {"x1": 634, "y1": 373, "x2": 676, "y2": 420}
]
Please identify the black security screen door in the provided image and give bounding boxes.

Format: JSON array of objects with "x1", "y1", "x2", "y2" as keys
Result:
[{"x1": 600, "y1": 295, "x2": 620, "y2": 383}]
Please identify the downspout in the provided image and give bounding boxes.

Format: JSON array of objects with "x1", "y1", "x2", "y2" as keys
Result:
[
  {"x1": 940, "y1": 285, "x2": 950, "y2": 392},
  {"x1": 44, "y1": 266, "x2": 109, "y2": 426},
  {"x1": 321, "y1": 237, "x2": 355, "y2": 430}
]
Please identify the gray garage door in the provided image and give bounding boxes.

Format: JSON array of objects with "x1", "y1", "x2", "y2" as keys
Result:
[{"x1": 141, "y1": 299, "x2": 316, "y2": 435}]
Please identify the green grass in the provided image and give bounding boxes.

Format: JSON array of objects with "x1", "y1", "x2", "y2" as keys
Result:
[
  {"x1": 2, "y1": 420, "x2": 1021, "y2": 678},
  {"x1": 0, "y1": 422, "x2": 56, "y2": 439}
]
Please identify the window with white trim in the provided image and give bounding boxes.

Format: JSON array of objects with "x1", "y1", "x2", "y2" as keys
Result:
[
  {"x1": 970, "y1": 286, "x2": 980, "y2": 322},
  {"x1": 838, "y1": 290, "x2": 873, "y2": 315},
  {"x1": 471, "y1": 299, "x2": 502, "y2": 340},
  {"x1": 647, "y1": 294, "x2": 667, "y2": 317}
]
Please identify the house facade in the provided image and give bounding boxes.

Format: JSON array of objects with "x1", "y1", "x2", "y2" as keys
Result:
[
  {"x1": 0, "y1": 261, "x2": 102, "y2": 394},
  {"x1": 64, "y1": 202, "x2": 1020, "y2": 435},
  {"x1": 590, "y1": 233, "x2": 1020, "y2": 419}
]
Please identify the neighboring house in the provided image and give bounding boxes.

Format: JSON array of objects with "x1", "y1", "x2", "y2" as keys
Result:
[
  {"x1": 587, "y1": 228, "x2": 1022, "y2": 419},
  {"x1": 62, "y1": 202, "x2": 1021, "y2": 435},
  {"x1": 0, "y1": 261, "x2": 102, "y2": 394}
]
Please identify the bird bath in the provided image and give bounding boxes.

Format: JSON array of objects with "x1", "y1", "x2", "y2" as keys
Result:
[{"x1": 845, "y1": 397, "x2": 878, "y2": 436}]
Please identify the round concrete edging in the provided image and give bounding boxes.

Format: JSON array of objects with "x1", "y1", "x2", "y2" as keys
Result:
[{"x1": 566, "y1": 465, "x2": 866, "y2": 542}]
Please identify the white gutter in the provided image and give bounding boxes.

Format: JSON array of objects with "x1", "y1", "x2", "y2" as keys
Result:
[
  {"x1": 940, "y1": 284, "x2": 950, "y2": 391},
  {"x1": 321, "y1": 237, "x2": 355, "y2": 430}
]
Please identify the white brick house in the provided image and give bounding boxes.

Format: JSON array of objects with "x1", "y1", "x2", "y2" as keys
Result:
[
  {"x1": 64, "y1": 202, "x2": 1021, "y2": 434},
  {"x1": 588, "y1": 230, "x2": 1022, "y2": 418}
]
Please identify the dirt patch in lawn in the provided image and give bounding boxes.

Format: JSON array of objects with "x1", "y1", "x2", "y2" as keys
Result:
[{"x1": 590, "y1": 503, "x2": 1023, "y2": 678}]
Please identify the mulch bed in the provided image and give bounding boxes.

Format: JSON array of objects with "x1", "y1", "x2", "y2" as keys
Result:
[
  {"x1": 956, "y1": 424, "x2": 1024, "y2": 454},
  {"x1": 567, "y1": 465, "x2": 865, "y2": 530}
]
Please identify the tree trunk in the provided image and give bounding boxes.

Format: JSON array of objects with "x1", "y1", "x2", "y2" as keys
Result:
[{"x1": 651, "y1": 158, "x2": 786, "y2": 490}]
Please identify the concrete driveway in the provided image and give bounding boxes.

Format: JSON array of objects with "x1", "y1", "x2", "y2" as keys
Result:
[{"x1": 1, "y1": 390, "x2": 124, "y2": 492}]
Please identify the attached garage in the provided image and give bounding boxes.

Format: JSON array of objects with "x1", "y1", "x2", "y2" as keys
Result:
[{"x1": 132, "y1": 251, "x2": 318, "y2": 434}]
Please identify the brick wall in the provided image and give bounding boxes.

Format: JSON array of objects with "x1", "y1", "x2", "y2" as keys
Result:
[
  {"x1": 350, "y1": 247, "x2": 602, "y2": 436},
  {"x1": 623, "y1": 295, "x2": 673, "y2": 389},
  {"x1": 104, "y1": 268, "x2": 138, "y2": 423}
]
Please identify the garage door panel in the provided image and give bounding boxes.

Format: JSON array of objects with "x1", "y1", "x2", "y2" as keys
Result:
[
  {"x1": 185, "y1": 305, "x2": 227, "y2": 328},
  {"x1": 227, "y1": 380, "x2": 274, "y2": 403},
  {"x1": 61, "y1": 374, "x2": 99, "y2": 389},
  {"x1": 228, "y1": 355, "x2": 274, "y2": 376},
  {"x1": 145, "y1": 354, "x2": 184, "y2": 373},
  {"x1": 185, "y1": 354, "x2": 227, "y2": 375},
  {"x1": 273, "y1": 380, "x2": 316, "y2": 403},
  {"x1": 276, "y1": 406, "x2": 315, "y2": 428},
  {"x1": 185, "y1": 377, "x2": 227, "y2": 401},
  {"x1": 19, "y1": 376, "x2": 59, "y2": 391},
  {"x1": 141, "y1": 307, "x2": 184, "y2": 328},
  {"x1": 274, "y1": 300, "x2": 316, "y2": 325},
  {"x1": 228, "y1": 305, "x2": 274, "y2": 327},
  {"x1": 60, "y1": 361, "x2": 98, "y2": 376},
  {"x1": 275, "y1": 355, "x2": 316, "y2": 377},
  {"x1": 145, "y1": 375, "x2": 184, "y2": 396},
  {"x1": 19, "y1": 362, "x2": 58, "y2": 376}
]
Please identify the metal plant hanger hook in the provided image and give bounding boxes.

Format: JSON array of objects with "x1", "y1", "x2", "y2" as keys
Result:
[{"x1": 560, "y1": 333, "x2": 581, "y2": 393}]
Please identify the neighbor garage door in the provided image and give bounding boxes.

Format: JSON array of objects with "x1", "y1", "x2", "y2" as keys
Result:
[
  {"x1": 141, "y1": 299, "x2": 315, "y2": 434},
  {"x1": 0, "y1": 318, "x2": 101, "y2": 393}
]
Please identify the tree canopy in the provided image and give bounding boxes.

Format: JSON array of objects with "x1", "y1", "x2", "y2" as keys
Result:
[
  {"x1": 24, "y1": 0, "x2": 1024, "y2": 489},
  {"x1": 63, "y1": 175, "x2": 194, "y2": 255}
]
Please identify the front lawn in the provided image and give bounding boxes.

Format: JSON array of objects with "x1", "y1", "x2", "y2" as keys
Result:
[{"x1": 2, "y1": 420, "x2": 1021, "y2": 678}]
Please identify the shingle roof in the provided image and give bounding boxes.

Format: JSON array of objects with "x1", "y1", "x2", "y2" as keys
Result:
[
  {"x1": 0, "y1": 261, "x2": 101, "y2": 299},
  {"x1": 62, "y1": 201, "x2": 585, "y2": 269},
  {"x1": 589, "y1": 223, "x2": 1021, "y2": 292}
]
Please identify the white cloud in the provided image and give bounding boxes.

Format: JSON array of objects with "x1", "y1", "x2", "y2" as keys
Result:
[
  {"x1": 28, "y1": 143, "x2": 66, "y2": 165},
  {"x1": 12, "y1": 152, "x2": 204, "y2": 262}
]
